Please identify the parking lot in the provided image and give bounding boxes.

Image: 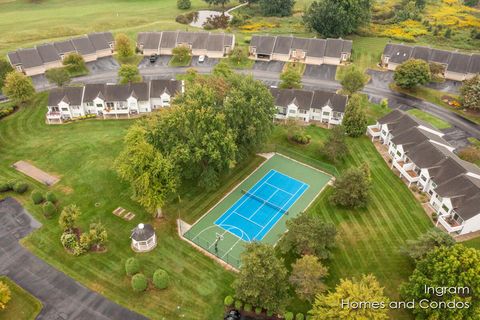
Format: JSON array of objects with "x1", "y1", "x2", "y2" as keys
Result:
[
  {"x1": 138, "y1": 55, "x2": 171, "y2": 68},
  {"x1": 303, "y1": 64, "x2": 337, "y2": 81},
  {"x1": 191, "y1": 56, "x2": 219, "y2": 67},
  {"x1": 253, "y1": 61, "x2": 285, "y2": 72},
  {"x1": 86, "y1": 57, "x2": 120, "y2": 73}
]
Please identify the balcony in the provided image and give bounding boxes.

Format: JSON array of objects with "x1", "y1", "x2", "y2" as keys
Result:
[
  {"x1": 367, "y1": 125, "x2": 381, "y2": 138},
  {"x1": 393, "y1": 160, "x2": 419, "y2": 183},
  {"x1": 438, "y1": 215, "x2": 463, "y2": 233},
  {"x1": 46, "y1": 112, "x2": 61, "y2": 119}
]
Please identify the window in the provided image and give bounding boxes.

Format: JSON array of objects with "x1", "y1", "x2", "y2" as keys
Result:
[
  {"x1": 299, "y1": 109, "x2": 307, "y2": 114},
  {"x1": 61, "y1": 108, "x2": 68, "y2": 111},
  {"x1": 420, "y1": 175, "x2": 427, "y2": 182},
  {"x1": 322, "y1": 112, "x2": 330, "y2": 116},
  {"x1": 431, "y1": 182, "x2": 437, "y2": 189},
  {"x1": 289, "y1": 109, "x2": 296, "y2": 114},
  {"x1": 278, "y1": 107, "x2": 286, "y2": 114},
  {"x1": 96, "y1": 104, "x2": 103, "y2": 108},
  {"x1": 442, "y1": 204, "x2": 449, "y2": 213},
  {"x1": 86, "y1": 102, "x2": 93, "y2": 107},
  {"x1": 396, "y1": 150, "x2": 401, "y2": 157},
  {"x1": 106, "y1": 102, "x2": 114, "y2": 109},
  {"x1": 381, "y1": 130, "x2": 386, "y2": 136}
]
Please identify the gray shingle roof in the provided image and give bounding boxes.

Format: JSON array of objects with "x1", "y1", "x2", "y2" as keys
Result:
[
  {"x1": 250, "y1": 35, "x2": 276, "y2": 55},
  {"x1": 273, "y1": 36, "x2": 293, "y2": 54},
  {"x1": 144, "y1": 32, "x2": 161, "y2": 50},
  {"x1": 406, "y1": 140, "x2": 449, "y2": 169},
  {"x1": 388, "y1": 44, "x2": 413, "y2": 64},
  {"x1": 104, "y1": 83, "x2": 149, "y2": 101},
  {"x1": 87, "y1": 33, "x2": 111, "y2": 51},
  {"x1": 53, "y1": 40, "x2": 76, "y2": 55},
  {"x1": 206, "y1": 33, "x2": 225, "y2": 52},
  {"x1": 271, "y1": 88, "x2": 347, "y2": 112},
  {"x1": 71, "y1": 36, "x2": 96, "y2": 55},
  {"x1": 429, "y1": 48, "x2": 452, "y2": 65},
  {"x1": 325, "y1": 38, "x2": 343, "y2": 58},
  {"x1": 83, "y1": 83, "x2": 107, "y2": 103},
  {"x1": 291, "y1": 37, "x2": 310, "y2": 51},
  {"x1": 48, "y1": 86, "x2": 84, "y2": 106},
  {"x1": 7, "y1": 51, "x2": 21, "y2": 65},
  {"x1": 468, "y1": 54, "x2": 480, "y2": 74},
  {"x1": 131, "y1": 224, "x2": 155, "y2": 241},
  {"x1": 160, "y1": 31, "x2": 178, "y2": 49},
  {"x1": 411, "y1": 46, "x2": 431, "y2": 61},
  {"x1": 36, "y1": 43, "x2": 61, "y2": 63},
  {"x1": 150, "y1": 79, "x2": 182, "y2": 98},
  {"x1": 307, "y1": 39, "x2": 326, "y2": 58},
  {"x1": 447, "y1": 52, "x2": 471, "y2": 74},
  {"x1": 137, "y1": 32, "x2": 148, "y2": 46},
  {"x1": 192, "y1": 32, "x2": 209, "y2": 49},
  {"x1": 17, "y1": 48, "x2": 43, "y2": 68}
]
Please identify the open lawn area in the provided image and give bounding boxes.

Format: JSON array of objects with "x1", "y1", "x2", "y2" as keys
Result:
[
  {"x1": 269, "y1": 125, "x2": 433, "y2": 319},
  {"x1": 0, "y1": 276, "x2": 42, "y2": 320},
  {"x1": 407, "y1": 109, "x2": 452, "y2": 130},
  {"x1": 0, "y1": 93, "x2": 244, "y2": 320}
]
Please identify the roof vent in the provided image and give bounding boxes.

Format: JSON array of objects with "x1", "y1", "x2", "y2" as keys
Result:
[{"x1": 138, "y1": 223, "x2": 144, "y2": 230}]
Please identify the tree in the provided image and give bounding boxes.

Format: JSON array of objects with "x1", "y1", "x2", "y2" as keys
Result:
[
  {"x1": 45, "y1": 67, "x2": 70, "y2": 87},
  {"x1": 310, "y1": 274, "x2": 389, "y2": 320},
  {"x1": 394, "y1": 59, "x2": 431, "y2": 89},
  {"x1": 62, "y1": 52, "x2": 86, "y2": 74},
  {"x1": 342, "y1": 93, "x2": 368, "y2": 137},
  {"x1": 0, "y1": 281, "x2": 11, "y2": 311},
  {"x1": 172, "y1": 45, "x2": 191, "y2": 62},
  {"x1": 229, "y1": 47, "x2": 247, "y2": 65},
  {"x1": 289, "y1": 255, "x2": 328, "y2": 302},
  {"x1": 177, "y1": 0, "x2": 191, "y2": 9},
  {"x1": 340, "y1": 65, "x2": 367, "y2": 95},
  {"x1": 115, "y1": 33, "x2": 134, "y2": 58},
  {"x1": 259, "y1": 0, "x2": 295, "y2": 17},
  {"x1": 233, "y1": 243, "x2": 289, "y2": 312},
  {"x1": 401, "y1": 245, "x2": 480, "y2": 319},
  {"x1": 223, "y1": 74, "x2": 276, "y2": 159},
  {"x1": 303, "y1": 0, "x2": 372, "y2": 38},
  {"x1": 118, "y1": 64, "x2": 142, "y2": 84},
  {"x1": 330, "y1": 164, "x2": 371, "y2": 208},
  {"x1": 58, "y1": 204, "x2": 81, "y2": 232},
  {"x1": 203, "y1": 0, "x2": 231, "y2": 10},
  {"x1": 322, "y1": 125, "x2": 348, "y2": 164},
  {"x1": 0, "y1": 58, "x2": 13, "y2": 91},
  {"x1": 460, "y1": 74, "x2": 480, "y2": 111},
  {"x1": 279, "y1": 68, "x2": 302, "y2": 89},
  {"x1": 465, "y1": 0, "x2": 479, "y2": 7},
  {"x1": 212, "y1": 61, "x2": 234, "y2": 78},
  {"x1": 115, "y1": 123, "x2": 179, "y2": 216},
  {"x1": 2, "y1": 71, "x2": 35, "y2": 105},
  {"x1": 278, "y1": 212, "x2": 337, "y2": 259},
  {"x1": 153, "y1": 269, "x2": 169, "y2": 289},
  {"x1": 401, "y1": 229, "x2": 454, "y2": 262},
  {"x1": 88, "y1": 221, "x2": 108, "y2": 250}
]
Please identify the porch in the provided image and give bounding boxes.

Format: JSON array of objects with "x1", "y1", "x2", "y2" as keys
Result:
[
  {"x1": 437, "y1": 214, "x2": 463, "y2": 234},
  {"x1": 367, "y1": 125, "x2": 381, "y2": 141},
  {"x1": 392, "y1": 160, "x2": 419, "y2": 186}
]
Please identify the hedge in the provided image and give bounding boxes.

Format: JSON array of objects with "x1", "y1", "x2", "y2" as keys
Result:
[
  {"x1": 42, "y1": 201, "x2": 56, "y2": 218},
  {"x1": 31, "y1": 190, "x2": 44, "y2": 204},
  {"x1": 295, "y1": 313, "x2": 304, "y2": 320},
  {"x1": 131, "y1": 273, "x2": 148, "y2": 292},
  {"x1": 224, "y1": 295, "x2": 234, "y2": 306},
  {"x1": 13, "y1": 182, "x2": 28, "y2": 194},
  {"x1": 45, "y1": 191, "x2": 57, "y2": 203},
  {"x1": 125, "y1": 257, "x2": 140, "y2": 276},
  {"x1": 244, "y1": 303, "x2": 252, "y2": 312},
  {"x1": 255, "y1": 307, "x2": 262, "y2": 314},
  {"x1": 0, "y1": 182, "x2": 11, "y2": 192},
  {"x1": 284, "y1": 312, "x2": 294, "y2": 320},
  {"x1": 234, "y1": 300, "x2": 243, "y2": 310},
  {"x1": 152, "y1": 269, "x2": 169, "y2": 289}
]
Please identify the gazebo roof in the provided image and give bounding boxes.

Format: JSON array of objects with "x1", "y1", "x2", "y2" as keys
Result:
[{"x1": 131, "y1": 223, "x2": 155, "y2": 241}]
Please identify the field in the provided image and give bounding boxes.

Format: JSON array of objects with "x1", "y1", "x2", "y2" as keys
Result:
[
  {"x1": 269, "y1": 125, "x2": 433, "y2": 319},
  {"x1": 184, "y1": 154, "x2": 331, "y2": 269},
  {"x1": 0, "y1": 276, "x2": 42, "y2": 320}
]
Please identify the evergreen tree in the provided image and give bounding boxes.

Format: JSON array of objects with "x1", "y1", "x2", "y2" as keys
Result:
[{"x1": 342, "y1": 94, "x2": 368, "y2": 137}]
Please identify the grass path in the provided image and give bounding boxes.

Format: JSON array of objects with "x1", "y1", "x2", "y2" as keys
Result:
[{"x1": 270, "y1": 125, "x2": 433, "y2": 319}]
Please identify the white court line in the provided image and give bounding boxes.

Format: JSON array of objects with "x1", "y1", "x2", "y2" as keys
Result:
[
  {"x1": 252, "y1": 182, "x2": 307, "y2": 240},
  {"x1": 215, "y1": 170, "x2": 275, "y2": 226},
  {"x1": 265, "y1": 182, "x2": 294, "y2": 196},
  {"x1": 231, "y1": 210, "x2": 264, "y2": 228},
  {"x1": 247, "y1": 189, "x2": 279, "y2": 219}
]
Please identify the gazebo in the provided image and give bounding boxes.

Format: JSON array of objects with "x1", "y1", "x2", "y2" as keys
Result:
[{"x1": 131, "y1": 223, "x2": 157, "y2": 252}]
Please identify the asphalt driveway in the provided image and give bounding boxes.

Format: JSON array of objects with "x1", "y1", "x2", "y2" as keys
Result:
[
  {"x1": 86, "y1": 57, "x2": 120, "y2": 73},
  {"x1": 253, "y1": 61, "x2": 285, "y2": 72},
  {"x1": 0, "y1": 198, "x2": 147, "y2": 320},
  {"x1": 138, "y1": 55, "x2": 171, "y2": 68},
  {"x1": 303, "y1": 64, "x2": 337, "y2": 81},
  {"x1": 191, "y1": 56, "x2": 219, "y2": 67}
]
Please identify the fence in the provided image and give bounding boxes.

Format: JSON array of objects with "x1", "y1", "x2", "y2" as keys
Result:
[
  {"x1": 262, "y1": 144, "x2": 340, "y2": 177},
  {"x1": 187, "y1": 233, "x2": 242, "y2": 269}
]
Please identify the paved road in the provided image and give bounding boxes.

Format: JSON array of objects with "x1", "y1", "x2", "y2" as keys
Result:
[
  {"x1": 32, "y1": 64, "x2": 480, "y2": 142},
  {"x1": 0, "y1": 197, "x2": 148, "y2": 320}
]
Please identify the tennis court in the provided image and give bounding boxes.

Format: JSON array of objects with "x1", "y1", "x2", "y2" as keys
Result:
[
  {"x1": 182, "y1": 154, "x2": 331, "y2": 269},
  {"x1": 215, "y1": 170, "x2": 308, "y2": 242}
]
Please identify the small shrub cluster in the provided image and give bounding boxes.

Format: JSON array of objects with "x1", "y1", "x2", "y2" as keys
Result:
[
  {"x1": 177, "y1": 0, "x2": 191, "y2": 10},
  {"x1": 0, "y1": 180, "x2": 29, "y2": 194},
  {"x1": 291, "y1": 131, "x2": 312, "y2": 145},
  {"x1": 60, "y1": 231, "x2": 89, "y2": 256},
  {"x1": 0, "y1": 105, "x2": 15, "y2": 119},
  {"x1": 31, "y1": 190, "x2": 58, "y2": 206},
  {"x1": 226, "y1": 297, "x2": 279, "y2": 317},
  {"x1": 203, "y1": 14, "x2": 230, "y2": 30},
  {"x1": 0, "y1": 280, "x2": 11, "y2": 311},
  {"x1": 125, "y1": 259, "x2": 169, "y2": 292},
  {"x1": 131, "y1": 273, "x2": 148, "y2": 292},
  {"x1": 125, "y1": 257, "x2": 141, "y2": 276},
  {"x1": 175, "y1": 11, "x2": 197, "y2": 25},
  {"x1": 77, "y1": 114, "x2": 97, "y2": 120},
  {"x1": 42, "y1": 201, "x2": 57, "y2": 218},
  {"x1": 152, "y1": 269, "x2": 169, "y2": 289}
]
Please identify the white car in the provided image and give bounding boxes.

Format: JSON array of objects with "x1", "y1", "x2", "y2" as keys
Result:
[{"x1": 198, "y1": 55, "x2": 206, "y2": 63}]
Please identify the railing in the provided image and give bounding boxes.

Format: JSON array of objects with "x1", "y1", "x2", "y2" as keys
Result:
[
  {"x1": 262, "y1": 144, "x2": 339, "y2": 177},
  {"x1": 438, "y1": 215, "x2": 463, "y2": 233}
]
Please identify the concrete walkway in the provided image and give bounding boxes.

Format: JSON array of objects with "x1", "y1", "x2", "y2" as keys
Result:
[{"x1": 0, "y1": 198, "x2": 147, "y2": 320}]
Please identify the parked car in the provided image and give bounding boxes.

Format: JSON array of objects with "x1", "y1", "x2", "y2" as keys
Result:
[
  {"x1": 224, "y1": 310, "x2": 241, "y2": 320},
  {"x1": 149, "y1": 54, "x2": 158, "y2": 63},
  {"x1": 198, "y1": 55, "x2": 206, "y2": 63}
]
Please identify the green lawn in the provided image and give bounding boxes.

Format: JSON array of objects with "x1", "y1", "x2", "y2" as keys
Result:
[
  {"x1": 407, "y1": 109, "x2": 452, "y2": 130},
  {"x1": 169, "y1": 55, "x2": 192, "y2": 67},
  {"x1": 269, "y1": 125, "x2": 433, "y2": 319},
  {"x1": 0, "y1": 276, "x2": 42, "y2": 320},
  {"x1": 0, "y1": 93, "x2": 241, "y2": 320}
]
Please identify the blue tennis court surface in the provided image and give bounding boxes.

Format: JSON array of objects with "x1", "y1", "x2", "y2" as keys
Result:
[{"x1": 214, "y1": 170, "x2": 309, "y2": 241}]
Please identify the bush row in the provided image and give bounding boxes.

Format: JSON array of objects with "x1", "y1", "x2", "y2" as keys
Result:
[
  {"x1": 125, "y1": 258, "x2": 169, "y2": 292},
  {"x1": 0, "y1": 105, "x2": 15, "y2": 119},
  {"x1": 225, "y1": 296, "x2": 309, "y2": 319},
  {"x1": 0, "y1": 180, "x2": 29, "y2": 194}
]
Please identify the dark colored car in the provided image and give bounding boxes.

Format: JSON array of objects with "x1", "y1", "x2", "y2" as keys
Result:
[
  {"x1": 224, "y1": 309, "x2": 241, "y2": 320},
  {"x1": 149, "y1": 54, "x2": 158, "y2": 63}
]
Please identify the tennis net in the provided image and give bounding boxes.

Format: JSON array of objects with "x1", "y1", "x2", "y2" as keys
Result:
[{"x1": 242, "y1": 190, "x2": 288, "y2": 213}]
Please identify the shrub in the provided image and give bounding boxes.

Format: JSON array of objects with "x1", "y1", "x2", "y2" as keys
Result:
[
  {"x1": 175, "y1": 14, "x2": 189, "y2": 24},
  {"x1": 0, "y1": 181, "x2": 11, "y2": 192},
  {"x1": 234, "y1": 300, "x2": 243, "y2": 310},
  {"x1": 60, "y1": 232, "x2": 77, "y2": 250},
  {"x1": 125, "y1": 257, "x2": 141, "y2": 276},
  {"x1": 224, "y1": 295, "x2": 234, "y2": 306},
  {"x1": 13, "y1": 182, "x2": 28, "y2": 193},
  {"x1": 0, "y1": 281, "x2": 11, "y2": 311},
  {"x1": 131, "y1": 273, "x2": 148, "y2": 292},
  {"x1": 152, "y1": 269, "x2": 169, "y2": 289},
  {"x1": 62, "y1": 53, "x2": 86, "y2": 74},
  {"x1": 45, "y1": 191, "x2": 57, "y2": 203},
  {"x1": 244, "y1": 303, "x2": 252, "y2": 312},
  {"x1": 42, "y1": 201, "x2": 57, "y2": 218},
  {"x1": 296, "y1": 313, "x2": 305, "y2": 320},
  {"x1": 284, "y1": 311, "x2": 294, "y2": 320},
  {"x1": 0, "y1": 105, "x2": 15, "y2": 119},
  {"x1": 31, "y1": 190, "x2": 44, "y2": 204},
  {"x1": 291, "y1": 132, "x2": 311, "y2": 145},
  {"x1": 79, "y1": 233, "x2": 91, "y2": 252},
  {"x1": 177, "y1": 0, "x2": 191, "y2": 9},
  {"x1": 255, "y1": 306, "x2": 262, "y2": 314},
  {"x1": 267, "y1": 310, "x2": 274, "y2": 317}
]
